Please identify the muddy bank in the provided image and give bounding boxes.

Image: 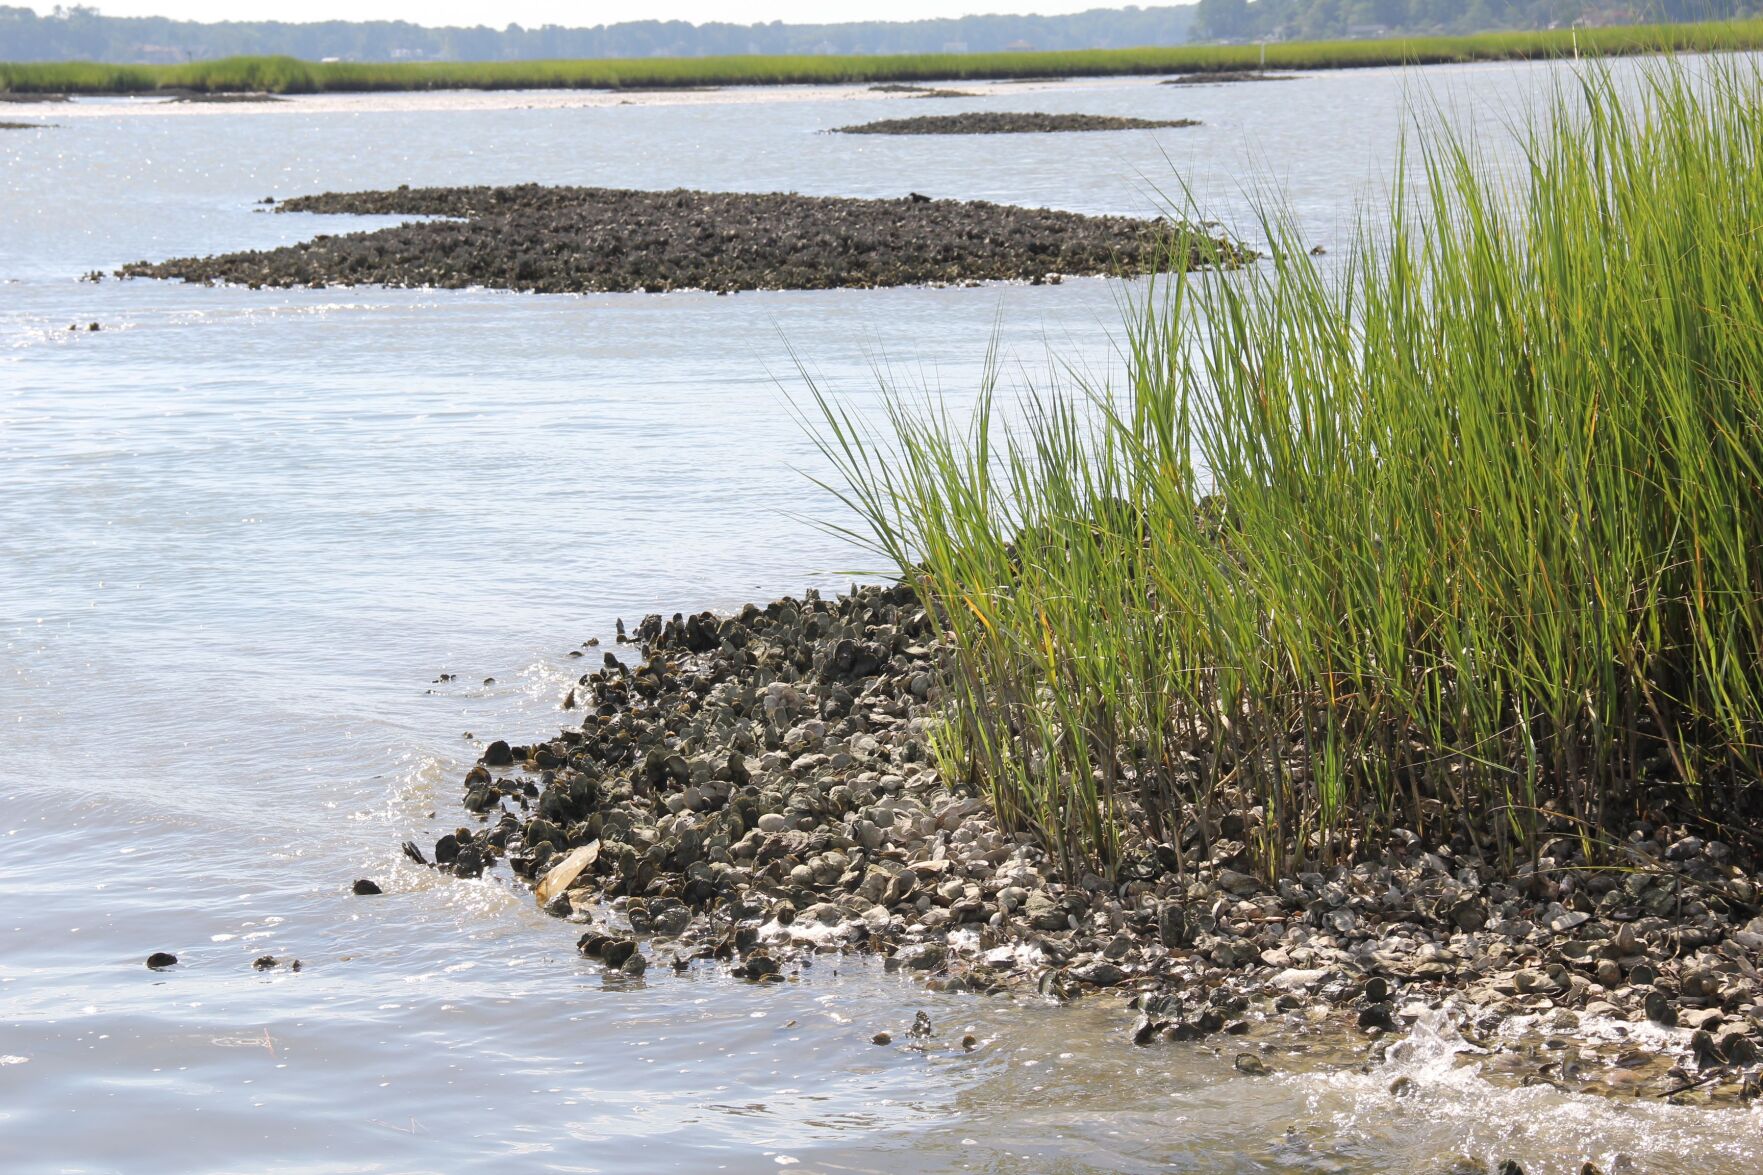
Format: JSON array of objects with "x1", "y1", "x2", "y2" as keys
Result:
[
  {"x1": 0, "y1": 121, "x2": 51, "y2": 129},
  {"x1": 0, "y1": 92, "x2": 68, "y2": 103},
  {"x1": 117, "y1": 184, "x2": 1243, "y2": 295},
  {"x1": 169, "y1": 91, "x2": 286, "y2": 103},
  {"x1": 834, "y1": 111, "x2": 1200, "y2": 135},
  {"x1": 416, "y1": 580, "x2": 1763, "y2": 1110},
  {"x1": 1162, "y1": 71, "x2": 1295, "y2": 85},
  {"x1": 867, "y1": 83, "x2": 979, "y2": 98}
]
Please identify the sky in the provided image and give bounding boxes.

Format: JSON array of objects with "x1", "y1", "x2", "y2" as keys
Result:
[{"x1": 34, "y1": 2, "x2": 1182, "y2": 26}]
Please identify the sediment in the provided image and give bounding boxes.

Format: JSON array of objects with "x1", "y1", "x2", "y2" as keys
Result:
[
  {"x1": 169, "y1": 92, "x2": 286, "y2": 103},
  {"x1": 1162, "y1": 71, "x2": 1295, "y2": 85},
  {"x1": 833, "y1": 111, "x2": 1200, "y2": 135},
  {"x1": 413, "y1": 581, "x2": 1763, "y2": 1108},
  {"x1": 116, "y1": 184, "x2": 1244, "y2": 294},
  {"x1": 867, "y1": 83, "x2": 978, "y2": 98}
]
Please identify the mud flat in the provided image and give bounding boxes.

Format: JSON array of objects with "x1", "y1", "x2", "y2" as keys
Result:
[
  {"x1": 1162, "y1": 71, "x2": 1296, "y2": 85},
  {"x1": 833, "y1": 111, "x2": 1200, "y2": 135},
  {"x1": 117, "y1": 184, "x2": 1243, "y2": 295},
  {"x1": 412, "y1": 580, "x2": 1763, "y2": 1113},
  {"x1": 168, "y1": 91, "x2": 286, "y2": 103},
  {"x1": 866, "y1": 83, "x2": 980, "y2": 98}
]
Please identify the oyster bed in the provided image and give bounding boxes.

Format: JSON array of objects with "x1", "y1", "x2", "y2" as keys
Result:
[
  {"x1": 116, "y1": 184, "x2": 1239, "y2": 294},
  {"x1": 1162, "y1": 71, "x2": 1296, "y2": 85},
  {"x1": 409, "y1": 581, "x2": 1763, "y2": 1111},
  {"x1": 832, "y1": 111, "x2": 1200, "y2": 135}
]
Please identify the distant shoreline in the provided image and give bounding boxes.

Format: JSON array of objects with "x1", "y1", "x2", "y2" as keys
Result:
[{"x1": 3, "y1": 18, "x2": 1761, "y2": 96}]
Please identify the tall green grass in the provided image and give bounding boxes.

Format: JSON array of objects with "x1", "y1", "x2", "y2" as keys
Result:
[
  {"x1": 814, "y1": 58, "x2": 1763, "y2": 883},
  {"x1": 3, "y1": 21, "x2": 1763, "y2": 93}
]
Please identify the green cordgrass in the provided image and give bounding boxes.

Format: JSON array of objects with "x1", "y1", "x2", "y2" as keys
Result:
[
  {"x1": 3, "y1": 20, "x2": 1763, "y2": 93},
  {"x1": 813, "y1": 57, "x2": 1763, "y2": 882}
]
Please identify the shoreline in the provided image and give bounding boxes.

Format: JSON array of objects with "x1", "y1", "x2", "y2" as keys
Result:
[
  {"x1": 0, "y1": 74, "x2": 1110, "y2": 120},
  {"x1": 4, "y1": 21, "x2": 1763, "y2": 96},
  {"x1": 416, "y1": 581, "x2": 1763, "y2": 1111}
]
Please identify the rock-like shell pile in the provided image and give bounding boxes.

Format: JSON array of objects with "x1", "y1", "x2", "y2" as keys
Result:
[
  {"x1": 833, "y1": 111, "x2": 1201, "y2": 134},
  {"x1": 118, "y1": 184, "x2": 1243, "y2": 295},
  {"x1": 419, "y1": 579, "x2": 1763, "y2": 1104}
]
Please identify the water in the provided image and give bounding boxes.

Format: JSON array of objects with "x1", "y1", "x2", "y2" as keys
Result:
[{"x1": 4, "y1": 63, "x2": 1760, "y2": 1173}]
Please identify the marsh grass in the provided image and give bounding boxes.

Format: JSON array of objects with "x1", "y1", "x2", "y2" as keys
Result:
[
  {"x1": 813, "y1": 58, "x2": 1763, "y2": 884},
  {"x1": 4, "y1": 21, "x2": 1763, "y2": 93}
]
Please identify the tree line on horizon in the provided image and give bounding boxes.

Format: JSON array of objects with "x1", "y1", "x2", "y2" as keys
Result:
[
  {"x1": 3, "y1": 2, "x2": 1758, "y2": 63},
  {"x1": 0, "y1": 4, "x2": 1198, "y2": 63},
  {"x1": 1192, "y1": 0, "x2": 1763, "y2": 40}
]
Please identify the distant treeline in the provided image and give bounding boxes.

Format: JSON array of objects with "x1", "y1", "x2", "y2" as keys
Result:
[
  {"x1": 1193, "y1": 0, "x2": 1763, "y2": 40},
  {"x1": 0, "y1": 4, "x2": 1196, "y2": 64}
]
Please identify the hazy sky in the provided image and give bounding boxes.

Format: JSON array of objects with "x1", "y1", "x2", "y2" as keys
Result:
[{"x1": 38, "y1": 2, "x2": 1178, "y2": 25}]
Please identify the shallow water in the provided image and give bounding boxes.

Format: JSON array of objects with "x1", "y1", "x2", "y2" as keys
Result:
[{"x1": 4, "y1": 61, "x2": 1760, "y2": 1173}]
